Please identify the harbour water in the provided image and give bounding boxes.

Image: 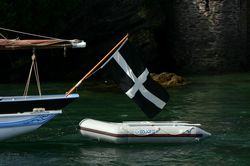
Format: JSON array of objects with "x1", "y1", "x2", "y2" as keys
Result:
[{"x1": 0, "y1": 73, "x2": 250, "y2": 166}]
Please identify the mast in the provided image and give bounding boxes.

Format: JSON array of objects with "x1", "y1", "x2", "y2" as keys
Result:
[{"x1": 66, "y1": 34, "x2": 129, "y2": 96}]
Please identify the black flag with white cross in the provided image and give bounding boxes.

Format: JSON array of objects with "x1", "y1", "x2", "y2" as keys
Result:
[{"x1": 101, "y1": 37, "x2": 169, "y2": 118}]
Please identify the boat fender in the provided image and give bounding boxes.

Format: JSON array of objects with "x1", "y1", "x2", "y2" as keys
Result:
[{"x1": 33, "y1": 108, "x2": 45, "y2": 112}]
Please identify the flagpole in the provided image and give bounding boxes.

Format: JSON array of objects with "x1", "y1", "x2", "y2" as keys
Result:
[{"x1": 66, "y1": 33, "x2": 129, "y2": 96}]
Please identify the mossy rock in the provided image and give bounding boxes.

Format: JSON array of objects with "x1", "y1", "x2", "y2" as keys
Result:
[{"x1": 150, "y1": 72, "x2": 189, "y2": 87}]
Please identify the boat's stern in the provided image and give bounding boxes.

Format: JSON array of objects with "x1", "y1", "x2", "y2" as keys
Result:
[{"x1": 193, "y1": 126, "x2": 211, "y2": 141}]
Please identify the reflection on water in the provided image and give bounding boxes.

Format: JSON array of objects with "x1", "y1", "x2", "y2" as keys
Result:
[{"x1": 0, "y1": 73, "x2": 250, "y2": 165}]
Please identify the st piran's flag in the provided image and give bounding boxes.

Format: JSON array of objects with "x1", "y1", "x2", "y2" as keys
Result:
[{"x1": 101, "y1": 37, "x2": 169, "y2": 118}]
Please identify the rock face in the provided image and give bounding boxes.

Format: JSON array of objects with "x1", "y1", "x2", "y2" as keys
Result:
[
  {"x1": 65, "y1": 0, "x2": 248, "y2": 73},
  {"x1": 151, "y1": 72, "x2": 188, "y2": 87},
  {"x1": 0, "y1": 0, "x2": 248, "y2": 82},
  {"x1": 173, "y1": 0, "x2": 247, "y2": 72}
]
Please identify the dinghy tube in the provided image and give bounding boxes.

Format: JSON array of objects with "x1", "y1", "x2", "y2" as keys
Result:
[{"x1": 79, "y1": 118, "x2": 211, "y2": 144}]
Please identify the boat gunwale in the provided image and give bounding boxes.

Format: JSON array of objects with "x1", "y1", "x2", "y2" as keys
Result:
[
  {"x1": 0, "y1": 93, "x2": 79, "y2": 102},
  {"x1": 0, "y1": 110, "x2": 62, "y2": 117}
]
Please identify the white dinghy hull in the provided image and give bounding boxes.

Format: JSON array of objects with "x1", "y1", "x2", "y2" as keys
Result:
[
  {"x1": 0, "y1": 110, "x2": 61, "y2": 141},
  {"x1": 79, "y1": 118, "x2": 211, "y2": 144}
]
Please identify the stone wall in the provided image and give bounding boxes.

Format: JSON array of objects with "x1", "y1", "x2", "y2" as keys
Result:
[
  {"x1": 247, "y1": 0, "x2": 250, "y2": 64},
  {"x1": 0, "y1": 0, "x2": 247, "y2": 82},
  {"x1": 173, "y1": 0, "x2": 247, "y2": 73}
]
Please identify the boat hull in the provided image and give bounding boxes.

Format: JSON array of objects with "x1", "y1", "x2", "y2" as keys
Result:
[
  {"x1": 0, "y1": 110, "x2": 61, "y2": 141},
  {"x1": 79, "y1": 118, "x2": 211, "y2": 144},
  {"x1": 0, "y1": 93, "x2": 79, "y2": 114}
]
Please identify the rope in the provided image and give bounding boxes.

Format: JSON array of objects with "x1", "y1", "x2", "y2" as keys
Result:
[
  {"x1": 23, "y1": 49, "x2": 42, "y2": 96},
  {"x1": 0, "y1": 33, "x2": 7, "y2": 39},
  {"x1": 23, "y1": 58, "x2": 35, "y2": 96},
  {"x1": 0, "y1": 26, "x2": 64, "y2": 40},
  {"x1": 34, "y1": 56, "x2": 42, "y2": 96}
]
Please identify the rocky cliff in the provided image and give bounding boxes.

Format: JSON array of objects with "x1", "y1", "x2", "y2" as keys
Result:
[
  {"x1": 174, "y1": 0, "x2": 247, "y2": 73},
  {"x1": 0, "y1": 0, "x2": 248, "y2": 82}
]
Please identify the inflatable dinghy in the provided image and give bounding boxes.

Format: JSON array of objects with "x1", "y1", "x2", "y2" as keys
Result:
[{"x1": 79, "y1": 118, "x2": 211, "y2": 144}]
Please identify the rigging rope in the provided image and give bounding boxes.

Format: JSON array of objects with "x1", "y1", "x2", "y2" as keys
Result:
[
  {"x1": 0, "y1": 26, "x2": 65, "y2": 40},
  {"x1": 23, "y1": 56, "x2": 34, "y2": 96},
  {"x1": 23, "y1": 49, "x2": 42, "y2": 96},
  {"x1": 0, "y1": 32, "x2": 7, "y2": 39},
  {"x1": 34, "y1": 57, "x2": 42, "y2": 96}
]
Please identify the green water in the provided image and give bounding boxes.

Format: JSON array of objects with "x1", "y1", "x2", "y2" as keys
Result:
[{"x1": 1, "y1": 73, "x2": 250, "y2": 166}]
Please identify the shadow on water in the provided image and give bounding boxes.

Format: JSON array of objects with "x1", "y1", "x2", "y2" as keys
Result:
[
  {"x1": 0, "y1": 137, "x2": 213, "y2": 165},
  {"x1": 1, "y1": 73, "x2": 250, "y2": 165}
]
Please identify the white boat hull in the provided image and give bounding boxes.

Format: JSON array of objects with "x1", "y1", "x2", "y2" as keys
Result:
[
  {"x1": 79, "y1": 118, "x2": 211, "y2": 144},
  {"x1": 0, "y1": 110, "x2": 61, "y2": 141}
]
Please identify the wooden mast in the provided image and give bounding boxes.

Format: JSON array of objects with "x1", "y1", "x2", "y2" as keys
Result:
[{"x1": 66, "y1": 33, "x2": 129, "y2": 96}]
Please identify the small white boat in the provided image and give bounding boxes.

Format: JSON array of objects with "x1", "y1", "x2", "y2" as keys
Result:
[
  {"x1": 79, "y1": 118, "x2": 211, "y2": 144},
  {"x1": 0, "y1": 94, "x2": 79, "y2": 140},
  {"x1": 0, "y1": 110, "x2": 61, "y2": 141},
  {"x1": 0, "y1": 27, "x2": 86, "y2": 140}
]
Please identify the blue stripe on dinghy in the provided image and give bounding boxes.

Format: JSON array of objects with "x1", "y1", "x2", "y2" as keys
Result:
[{"x1": 0, "y1": 114, "x2": 57, "y2": 128}]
